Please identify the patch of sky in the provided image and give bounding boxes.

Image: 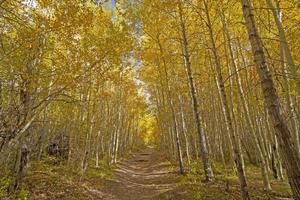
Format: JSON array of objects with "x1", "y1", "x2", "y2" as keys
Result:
[{"x1": 22, "y1": 0, "x2": 37, "y2": 8}]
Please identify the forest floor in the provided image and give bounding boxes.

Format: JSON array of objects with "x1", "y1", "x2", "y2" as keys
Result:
[
  {"x1": 99, "y1": 147, "x2": 189, "y2": 200},
  {"x1": 5, "y1": 147, "x2": 293, "y2": 200}
]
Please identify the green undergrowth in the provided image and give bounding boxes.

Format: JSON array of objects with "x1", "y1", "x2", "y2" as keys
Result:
[
  {"x1": 86, "y1": 160, "x2": 113, "y2": 180},
  {"x1": 178, "y1": 161, "x2": 292, "y2": 200},
  {"x1": 0, "y1": 175, "x2": 14, "y2": 199},
  {"x1": 1, "y1": 156, "x2": 113, "y2": 200},
  {"x1": 0, "y1": 171, "x2": 30, "y2": 200}
]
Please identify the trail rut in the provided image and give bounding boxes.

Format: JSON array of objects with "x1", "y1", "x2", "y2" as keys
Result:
[{"x1": 101, "y1": 148, "x2": 188, "y2": 200}]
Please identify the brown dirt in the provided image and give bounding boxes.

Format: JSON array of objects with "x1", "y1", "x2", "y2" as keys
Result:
[
  {"x1": 18, "y1": 147, "x2": 293, "y2": 200},
  {"x1": 100, "y1": 147, "x2": 191, "y2": 200},
  {"x1": 98, "y1": 148, "x2": 293, "y2": 200}
]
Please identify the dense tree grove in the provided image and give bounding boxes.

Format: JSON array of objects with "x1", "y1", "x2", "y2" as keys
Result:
[
  {"x1": 0, "y1": 0, "x2": 148, "y2": 189},
  {"x1": 138, "y1": 0, "x2": 300, "y2": 199},
  {"x1": 0, "y1": 0, "x2": 300, "y2": 199}
]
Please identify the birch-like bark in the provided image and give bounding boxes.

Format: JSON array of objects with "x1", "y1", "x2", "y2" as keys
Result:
[
  {"x1": 178, "y1": 1, "x2": 214, "y2": 181},
  {"x1": 178, "y1": 94, "x2": 191, "y2": 166},
  {"x1": 219, "y1": 8, "x2": 271, "y2": 191},
  {"x1": 265, "y1": 0, "x2": 300, "y2": 92},
  {"x1": 156, "y1": 35, "x2": 185, "y2": 174},
  {"x1": 241, "y1": 0, "x2": 300, "y2": 198},
  {"x1": 204, "y1": 1, "x2": 249, "y2": 197}
]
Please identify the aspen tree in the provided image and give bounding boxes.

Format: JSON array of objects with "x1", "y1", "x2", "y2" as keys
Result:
[
  {"x1": 178, "y1": 1, "x2": 214, "y2": 182},
  {"x1": 219, "y1": 4, "x2": 271, "y2": 191},
  {"x1": 202, "y1": 1, "x2": 251, "y2": 197},
  {"x1": 240, "y1": 0, "x2": 300, "y2": 198}
]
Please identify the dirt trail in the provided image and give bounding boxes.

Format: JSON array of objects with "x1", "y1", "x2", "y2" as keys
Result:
[
  {"x1": 24, "y1": 147, "x2": 292, "y2": 200},
  {"x1": 101, "y1": 148, "x2": 188, "y2": 200}
]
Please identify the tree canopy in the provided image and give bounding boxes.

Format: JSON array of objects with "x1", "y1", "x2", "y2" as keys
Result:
[{"x1": 0, "y1": 0, "x2": 300, "y2": 199}]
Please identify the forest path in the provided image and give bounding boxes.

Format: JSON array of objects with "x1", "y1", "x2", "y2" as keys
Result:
[
  {"x1": 22, "y1": 147, "x2": 292, "y2": 200},
  {"x1": 100, "y1": 147, "x2": 189, "y2": 200}
]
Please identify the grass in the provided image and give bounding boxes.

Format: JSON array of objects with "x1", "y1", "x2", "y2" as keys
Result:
[
  {"x1": 178, "y1": 161, "x2": 292, "y2": 200},
  {"x1": 1, "y1": 156, "x2": 113, "y2": 200},
  {"x1": 0, "y1": 154, "x2": 293, "y2": 200},
  {"x1": 0, "y1": 175, "x2": 14, "y2": 199}
]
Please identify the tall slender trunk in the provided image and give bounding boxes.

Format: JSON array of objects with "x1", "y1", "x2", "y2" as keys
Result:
[
  {"x1": 265, "y1": 0, "x2": 300, "y2": 92},
  {"x1": 178, "y1": 1, "x2": 214, "y2": 181},
  {"x1": 280, "y1": 47, "x2": 300, "y2": 150},
  {"x1": 204, "y1": 1, "x2": 250, "y2": 197},
  {"x1": 156, "y1": 35, "x2": 185, "y2": 174},
  {"x1": 178, "y1": 94, "x2": 191, "y2": 166},
  {"x1": 241, "y1": 0, "x2": 300, "y2": 198},
  {"x1": 113, "y1": 106, "x2": 122, "y2": 164},
  {"x1": 219, "y1": 7, "x2": 271, "y2": 191},
  {"x1": 95, "y1": 130, "x2": 101, "y2": 168},
  {"x1": 267, "y1": 0, "x2": 300, "y2": 158}
]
